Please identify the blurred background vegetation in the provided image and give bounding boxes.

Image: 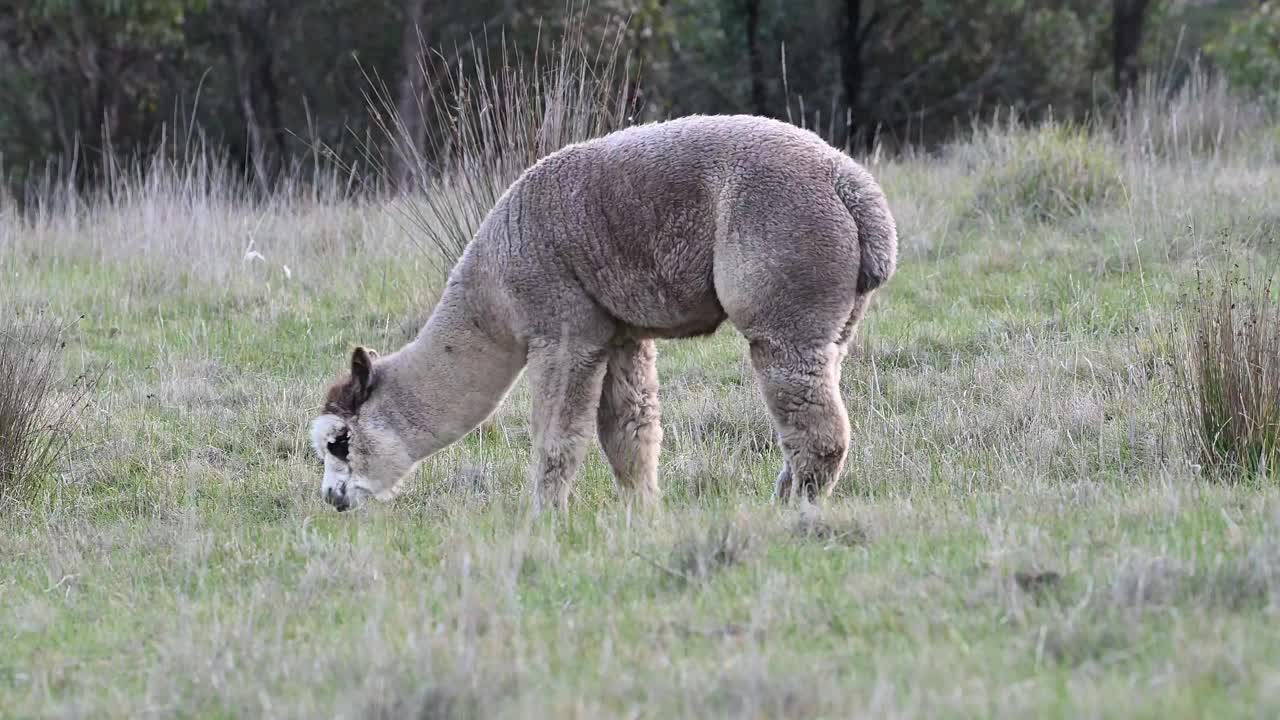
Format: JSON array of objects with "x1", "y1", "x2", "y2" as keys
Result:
[{"x1": 1, "y1": 0, "x2": 1277, "y2": 192}]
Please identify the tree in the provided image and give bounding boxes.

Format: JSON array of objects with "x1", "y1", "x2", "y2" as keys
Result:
[
  {"x1": 395, "y1": 0, "x2": 430, "y2": 187},
  {"x1": 223, "y1": 0, "x2": 287, "y2": 189},
  {"x1": 1113, "y1": 0, "x2": 1152, "y2": 99},
  {"x1": 839, "y1": 0, "x2": 888, "y2": 149},
  {"x1": 1206, "y1": 1, "x2": 1280, "y2": 102},
  {"x1": 742, "y1": 0, "x2": 765, "y2": 115},
  {"x1": 0, "y1": 0, "x2": 201, "y2": 182}
]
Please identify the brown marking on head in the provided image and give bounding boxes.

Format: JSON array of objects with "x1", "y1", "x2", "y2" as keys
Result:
[{"x1": 323, "y1": 346, "x2": 378, "y2": 418}]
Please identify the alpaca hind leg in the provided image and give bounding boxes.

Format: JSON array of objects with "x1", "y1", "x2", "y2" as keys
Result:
[
  {"x1": 837, "y1": 293, "x2": 874, "y2": 348},
  {"x1": 597, "y1": 339, "x2": 662, "y2": 508},
  {"x1": 749, "y1": 339, "x2": 851, "y2": 502},
  {"x1": 773, "y1": 293, "x2": 871, "y2": 499},
  {"x1": 526, "y1": 339, "x2": 609, "y2": 513}
]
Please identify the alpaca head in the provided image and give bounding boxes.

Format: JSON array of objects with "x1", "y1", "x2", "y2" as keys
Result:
[{"x1": 309, "y1": 346, "x2": 416, "y2": 511}]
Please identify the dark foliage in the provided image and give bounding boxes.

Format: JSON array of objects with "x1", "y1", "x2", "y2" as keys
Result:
[{"x1": 2, "y1": 1, "x2": 1265, "y2": 194}]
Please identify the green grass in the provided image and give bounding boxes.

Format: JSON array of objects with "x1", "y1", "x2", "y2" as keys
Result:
[{"x1": 3, "y1": 119, "x2": 1280, "y2": 717}]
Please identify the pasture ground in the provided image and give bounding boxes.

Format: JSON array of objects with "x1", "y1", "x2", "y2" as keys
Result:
[{"x1": 3, "y1": 119, "x2": 1280, "y2": 717}]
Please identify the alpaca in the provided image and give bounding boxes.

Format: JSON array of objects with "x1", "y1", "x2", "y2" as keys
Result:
[{"x1": 309, "y1": 114, "x2": 897, "y2": 512}]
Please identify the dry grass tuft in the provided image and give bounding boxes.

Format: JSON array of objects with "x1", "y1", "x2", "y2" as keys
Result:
[
  {"x1": 788, "y1": 506, "x2": 868, "y2": 548},
  {"x1": 964, "y1": 120, "x2": 1124, "y2": 223},
  {"x1": 369, "y1": 11, "x2": 638, "y2": 275},
  {"x1": 1013, "y1": 569, "x2": 1063, "y2": 596},
  {"x1": 1173, "y1": 271, "x2": 1280, "y2": 480},
  {"x1": 704, "y1": 661, "x2": 838, "y2": 719},
  {"x1": 667, "y1": 515, "x2": 758, "y2": 586},
  {"x1": 0, "y1": 316, "x2": 91, "y2": 503},
  {"x1": 362, "y1": 682, "x2": 486, "y2": 720}
]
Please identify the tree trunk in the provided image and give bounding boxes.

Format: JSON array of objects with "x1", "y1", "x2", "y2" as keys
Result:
[
  {"x1": 228, "y1": 0, "x2": 285, "y2": 190},
  {"x1": 1112, "y1": 0, "x2": 1151, "y2": 100},
  {"x1": 743, "y1": 0, "x2": 766, "y2": 116},
  {"x1": 395, "y1": 0, "x2": 429, "y2": 189},
  {"x1": 66, "y1": 8, "x2": 109, "y2": 170},
  {"x1": 840, "y1": 0, "x2": 887, "y2": 151},
  {"x1": 229, "y1": 26, "x2": 268, "y2": 189},
  {"x1": 254, "y1": 29, "x2": 287, "y2": 166},
  {"x1": 841, "y1": 0, "x2": 864, "y2": 149}
]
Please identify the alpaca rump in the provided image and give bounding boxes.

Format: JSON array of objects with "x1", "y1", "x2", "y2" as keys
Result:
[{"x1": 310, "y1": 114, "x2": 898, "y2": 511}]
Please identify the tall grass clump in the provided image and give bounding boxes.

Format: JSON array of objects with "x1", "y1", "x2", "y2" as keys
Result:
[
  {"x1": 962, "y1": 119, "x2": 1124, "y2": 223},
  {"x1": 1119, "y1": 67, "x2": 1275, "y2": 163},
  {"x1": 0, "y1": 317, "x2": 90, "y2": 503},
  {"x1": 1173, "y1": 271, "x2": 1280, "y2": 481},
  {"x1": 367, "y1": 11, "x2": 639, "y2": 275}
]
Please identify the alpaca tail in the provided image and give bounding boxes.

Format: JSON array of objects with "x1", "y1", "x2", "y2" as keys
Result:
[{"x1": 834, "y1": 161, "x2": 898, "y2": 294}]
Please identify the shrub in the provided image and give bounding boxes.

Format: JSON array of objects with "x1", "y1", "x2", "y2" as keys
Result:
[
  {"x1": 965, "y1": 121, "x2": 1124, "y2": 222},
  {"x1": 0, "y1": 317, "x2": 90, "y2": 502},
  {"x1": 1173, "y1": 271, "x2": 1280, "y2": 480},
  {"x1": 1205, "y1": 2, "x2": 1280, "y2": 108}
]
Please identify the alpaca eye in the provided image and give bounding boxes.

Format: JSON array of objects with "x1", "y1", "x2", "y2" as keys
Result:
[{"x1": 327, "y1": 433, "x2": 349, "y2": 461}]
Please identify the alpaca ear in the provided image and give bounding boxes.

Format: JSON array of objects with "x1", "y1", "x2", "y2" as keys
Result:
[{"x1": 351, "y1": 346, "x2": 376, "y2": 394}]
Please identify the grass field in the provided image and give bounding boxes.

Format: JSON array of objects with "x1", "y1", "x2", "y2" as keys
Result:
[{"x1": 3, "y1": 107, "x2": 1280, "y2": 718}]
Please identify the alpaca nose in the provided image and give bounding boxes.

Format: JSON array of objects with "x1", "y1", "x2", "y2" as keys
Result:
[{"x1": 324, "y1": 484, "x2": 351, "y2": 512}]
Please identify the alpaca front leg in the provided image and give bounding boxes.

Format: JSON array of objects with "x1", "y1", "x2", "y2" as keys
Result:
[
  {"x1": 526, "y1": 342, "x2": 609, "y2": 513},
  {"x1": 773, "y1": 432, "x2": 795, "y2": 500}
]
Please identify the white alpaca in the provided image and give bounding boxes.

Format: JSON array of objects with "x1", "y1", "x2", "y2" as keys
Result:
[{"x1": 310, "y1": 115, "x2": 897, "y2": 512}]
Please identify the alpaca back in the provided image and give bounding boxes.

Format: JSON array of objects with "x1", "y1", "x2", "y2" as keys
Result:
[{"x1": 463, "y1": 115, "x2": 895, "y2": 340}]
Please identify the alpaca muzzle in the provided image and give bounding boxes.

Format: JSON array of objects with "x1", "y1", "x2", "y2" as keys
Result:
[
  {"x1": 320, "y1": 457, "x2": 355, "y2": 511},
  {"x1": 324, "y1": 483, "x2": 351, "y2": 511}
]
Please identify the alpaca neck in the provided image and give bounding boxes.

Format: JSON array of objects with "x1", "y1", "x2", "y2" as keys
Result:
[{"x1": 381, "y1": 284, "x2": 524, "y2": 462}]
